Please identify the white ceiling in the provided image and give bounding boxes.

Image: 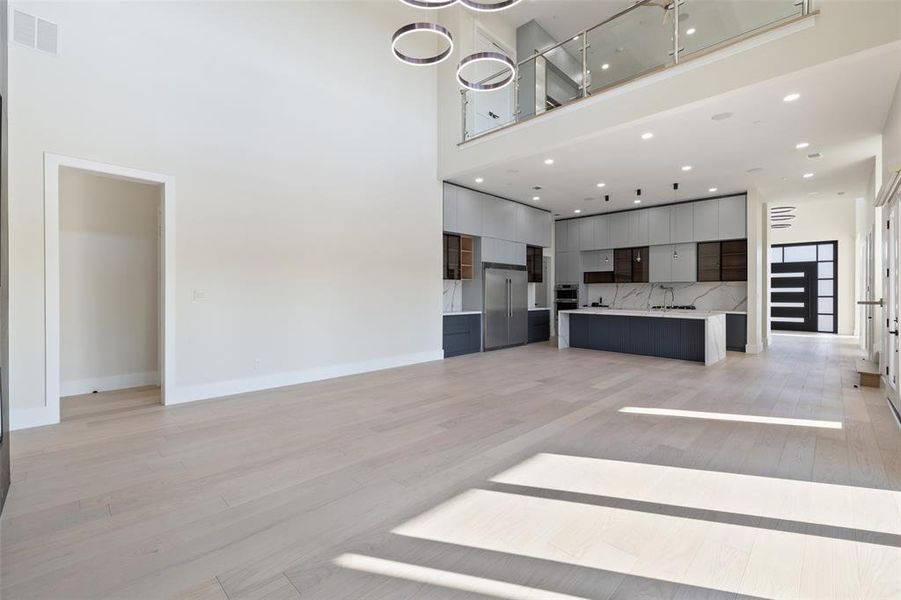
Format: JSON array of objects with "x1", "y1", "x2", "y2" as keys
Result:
[
  {"x1": 448, "y1": 43, "x2": 900, "y2": 219},
  {"x1": 503, "y1": 0, "x2": 632, "y2": 42}
]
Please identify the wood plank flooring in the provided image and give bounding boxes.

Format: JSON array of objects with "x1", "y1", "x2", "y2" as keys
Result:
[{"x1": 1, "y1": 334, "x2": 899, "y2": 599}]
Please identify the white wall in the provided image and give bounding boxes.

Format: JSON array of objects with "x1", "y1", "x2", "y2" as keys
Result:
[
  {"x1": 884, "y1": 73, "x2": 901, "y2": 183},
  {"x1": 769, "y1": 197, "x2": 857, "y2": 335},
  {"x1": 9, "y1": 2, "x2": 442, "y2": 425},
  {"x1": 59, "y1": 169, "x2": 160, "y2": 396}
]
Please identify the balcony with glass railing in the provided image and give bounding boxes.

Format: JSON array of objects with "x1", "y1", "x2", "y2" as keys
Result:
[{"x1": 461, "y1": 0, "x2": 813, "y2": 143}]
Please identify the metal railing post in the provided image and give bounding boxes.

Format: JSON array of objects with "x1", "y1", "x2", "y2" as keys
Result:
[
  {"x1": 461, "y1": 89, "x2": 468, "y2": 141},
  {"x1": 673, "y1": 0, "x2": 681, "y2": 64},
  {"x1": 581, "y1": 32, "x2": 589, "y2": 98}
]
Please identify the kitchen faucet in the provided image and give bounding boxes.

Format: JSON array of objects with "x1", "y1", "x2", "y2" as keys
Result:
[{"x1": 660, "y1": 286, "x2": 675, "y2": 311}]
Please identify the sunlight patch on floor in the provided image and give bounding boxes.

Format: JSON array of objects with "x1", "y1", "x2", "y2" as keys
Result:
[
  {"x1": 619, "y1": 406, "x2": 842, "y2": 429},
  {"x1": 392, "y1": 488, "x2": 901, "y2": 599},
  {"x1": 491, "y1": 453, "x2": 901, "y2": 536},
  {"x1": 333, "y1": 553, "x2": 590, "y2": 600}
]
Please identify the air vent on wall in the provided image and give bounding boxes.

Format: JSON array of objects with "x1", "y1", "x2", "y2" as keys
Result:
[{"x1": 12, "y1": 10, "x2": 58, "y2": 55}]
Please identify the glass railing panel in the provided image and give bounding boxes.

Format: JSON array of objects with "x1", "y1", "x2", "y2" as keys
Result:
[
  {"x1": 585, "y1": 2, "x2": 674, "y2": 95},
  {"x1": 679, "y1": 0, "x2": 805, "y2": 58},
  {"x1": 518, "y1": 36, "x2": 586, "y2": 122},
  {"x1": 462, "y1": 69, "x2": 517, "y2": 141}
]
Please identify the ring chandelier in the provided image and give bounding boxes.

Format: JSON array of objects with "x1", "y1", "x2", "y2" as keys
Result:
[{"x1": 393, "y1": 0, "x2": 521, "y2": 91}]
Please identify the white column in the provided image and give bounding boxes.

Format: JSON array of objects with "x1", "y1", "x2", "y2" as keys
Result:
[{"x1": 746, "y1": 188, "x2": 767, "y2": 354}]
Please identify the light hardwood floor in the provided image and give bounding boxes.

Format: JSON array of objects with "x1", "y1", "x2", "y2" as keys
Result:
[{"x1": 1, "y1": 335, "x2": 899, "y2": 599}]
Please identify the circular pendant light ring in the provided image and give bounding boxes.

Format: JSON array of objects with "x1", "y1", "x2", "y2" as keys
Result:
[
  {"x1": 399, "y1": 0, "x2": 458, "y2": 8},
  {"x1": 459, "y1": 0, "x2": 522, "y2": 11},
  {"x1": 457, "y1": 51, "x2": 515, "y2": 91},
  {"x1": 391, "y1": 22, "x2": 454, "y2": 66}
]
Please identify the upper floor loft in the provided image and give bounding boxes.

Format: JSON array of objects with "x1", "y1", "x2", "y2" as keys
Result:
[
  {"x1": 436, "y1": 0, "x2": 901, "y2": 182},
  {"x1": 460, "y1": 0, "x2": 814, "y2": 144}
]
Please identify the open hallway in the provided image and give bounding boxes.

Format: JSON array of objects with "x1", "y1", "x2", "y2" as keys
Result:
[{"x1": 2, "y1": 336, "x2": 898, "y2": 599}]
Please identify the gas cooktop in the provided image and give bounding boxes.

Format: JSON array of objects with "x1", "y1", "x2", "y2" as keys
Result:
[{"x1": 650, "y1": 305, "x2": 697, "y2": 310}]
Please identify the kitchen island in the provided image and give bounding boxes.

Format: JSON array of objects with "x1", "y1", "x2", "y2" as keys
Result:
[{"x1": 558, "y1": 308, "x2": 726, "y2": 365}]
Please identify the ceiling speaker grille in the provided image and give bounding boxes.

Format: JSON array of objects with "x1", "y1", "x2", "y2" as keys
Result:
[
  {"x1": 12, "y1": 10, "x2": 36, "y2": 48},
  {"x1": 12, "y1": 10, "x2": 58, "y2": 55}
]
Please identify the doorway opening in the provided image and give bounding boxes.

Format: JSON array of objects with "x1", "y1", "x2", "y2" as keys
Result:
[
  {"x1": 770, "y1": 241, "x2": 838, "y2": 334},
  {"x1": 45, "y1": 155, "x2": 175, "y2": 425}
]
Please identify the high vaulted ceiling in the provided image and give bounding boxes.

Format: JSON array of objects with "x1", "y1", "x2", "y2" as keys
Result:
[{"x1": 447, "y1": 41, "x2": 900, "y2": 218}]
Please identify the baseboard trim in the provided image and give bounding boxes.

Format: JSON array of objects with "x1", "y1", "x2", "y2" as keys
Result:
[
  {"x1": 10, "y1": 406, "x2": 60, "y2": 431},
  {"x1": 167, "y1": 350, "x2": 444, "y2": 406},
  {"x1": 60, "y1": 371, "x2": 160, "y2": 397},
  {"x1": 745, "y1": 343, "x2": 764, "y2": 354}
]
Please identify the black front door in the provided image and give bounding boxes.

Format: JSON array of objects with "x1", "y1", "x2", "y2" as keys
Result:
[{"x1": 771, "y1": 262, "x2": 818, "y2": 331}]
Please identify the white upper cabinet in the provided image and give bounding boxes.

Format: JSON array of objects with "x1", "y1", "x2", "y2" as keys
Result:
[
  {"x1": 693, "y1": 199, "x2": 719, "y2": 242},
  {"x1": 538, "y1": 211, "x2": 552, "y2": 247},
  {"x1": 610, "y1": 213, "x2": 630, "y2": 248},
  {"x1": 484, "y1": 237, "x2": 526, "y2": 266},
  {"x1": 555, "y1": 220, "x2": 568, "y2": 252},
  {"x1": 578, "y1": 217, "x2": 595, "y2": 251},
  {"x1": 594, "y1": 215, "x2": 610, "y2": 250},
  {"x1": 443, "y1": 184, "x2": 458, "y2": 233},
  {"x1": 629, "y1": 210, "x2": 649, "y2": 247},
  {"x1": 670, "y1": 203, "x2": 694, "y2": 243},
  {"x1": 648, "y1": 206, "x2": 672, "y2": 246},
  {"x1": 671, "y1": 242, "x2": 697, "y2": 282},
  {"x1": 717, "y1": 195, "x2": 747, "y2": 240},
  {"x1": 555, "y1": 251, "x2": 581, "y2": 283}
]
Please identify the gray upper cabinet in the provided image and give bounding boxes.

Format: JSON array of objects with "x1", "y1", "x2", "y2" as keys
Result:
[
  {"x1": 649, "y1": 243, "x2": 697, "y2": 283},
  {"x1": 610, "y1": 213, "x2": 630, "y2": 248},
  {"x1": 443, "y1": 184, "x2": 551, "y2": 246},
  {"x1": 555, "y1": 220, "x2": 568, "y2": 252},
  {"x1": 483, "y1": 196, "x2": 517, "y2": 241},
  {"x1": 443, "y1": 184, "x2": 458, "y2": 233},
  {"x1": 648, "y1": 206, "x2": 672, "y2": 246},
  {"x1": 578, "y1": 217, "x2": 595, "y2": 251},
  {"x1": 594, "y1": 215, "x2": 610, "y2": 250},
  {"x1": 671, "y1": 203, "x2": 694, "y2": 243},
  {"x1": 629, "y1": 210, "x2": 649, "y2": 247},
  {"x1": 717, "y1": 195, "x2": 747, "y2": 240},
  {"x1": 454, "y1": 186, "x2": 484, "y2": 236},
  {"x1": 484, "y1": 237, "x2": 526, "y2": 266},
  {"x1": 671, "y1": 242, "x2": 697, "y2": 282},
  {"x1": 693, "y1": 199, "x2": 719, "y2": 242},
  {"x1": 649, "y1": 246, "x2": 672, "y2": 283},
  {"x1": 555, "y1": 251, "x2": 581, "y2": 283}
]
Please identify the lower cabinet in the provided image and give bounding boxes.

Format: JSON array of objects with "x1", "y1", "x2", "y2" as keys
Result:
[
  {"x1": 569, "y1": 314, "x2": 705, "y2": 362},
  {"x1": 527, "y1": 309, "x2": 551, "y2": 343},
  {"x1": 726, "y1": 313, "x2": 747, "y2": 352},
  {"x1": 443, "y1": 314, "x2": 481, "y2": 358}
]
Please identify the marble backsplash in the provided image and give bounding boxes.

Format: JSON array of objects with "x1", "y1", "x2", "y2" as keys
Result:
[
  {"x1": 443, "y1": 280, "x2": 463, "y2": 312},
  {"x1": 585, "y1": 281, "x2": 748, "y2": 312}
]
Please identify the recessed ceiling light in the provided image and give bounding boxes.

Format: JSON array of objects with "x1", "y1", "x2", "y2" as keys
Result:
[
  {"x1": 634, "y1": 199, "x2": 642, "y2": 204},
  {"x1": 686, "y1": 27, "x2": 696, "y2": 35},
  {"x1": 474, "y1": 177, "x2": 484, "y2": 183},
  {"x1": 682, "y1": 165, "x2": 692, "y2": 171},
  {"x1": 601, "y1": 63, "x2": 610, "y2": 70},
  {"x1": 709, "y1": 187, "x2": 718, "y2": 193},
  {"x1": 783, "y1": 93, "x2": 801, "y2": 102},
  {"x1": 574, "y1": 209, "x2": 582, "y2": 214},
  {"x1": 796, "y1": 142, "x2": 810, "y2": 149},
  {"x1": 803, "y1": 172, "x2": 814, "y2": 179},
  {"x1": 641, "y1": 132, "x2": 654, "y2": 140},
  {"x1": 532, "y1": 196, "x2": 540, "y2": 201},
  {"x1": 544, "y1": 158, "x2": 554, "y2": 165},
  {"x1": 596, "y1": 182, "x2": 606, "y2": 188}
]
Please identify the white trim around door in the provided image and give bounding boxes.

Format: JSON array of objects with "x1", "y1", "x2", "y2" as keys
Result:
[{"x1": 37, "y1": 153, "x2": 176, "y2": 429}]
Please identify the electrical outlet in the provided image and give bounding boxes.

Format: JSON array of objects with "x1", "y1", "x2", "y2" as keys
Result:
[
  {"x1": 192, "y1": 289, "x2": 207, "y2": 302},
  {"x1": 254, "y1": 358, "x2": 263, "y2": 370}
]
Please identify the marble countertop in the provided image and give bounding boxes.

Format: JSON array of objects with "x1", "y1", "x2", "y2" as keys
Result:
[
  {"x1": 529, "y1": 307, "x2": 550, "y2": 311},
  {"x1": 443, "y1": 311, "x2": 481, "y2": 316},
  {"x1": 559, "y1": 307, "x2": 726, "y2": 320}
]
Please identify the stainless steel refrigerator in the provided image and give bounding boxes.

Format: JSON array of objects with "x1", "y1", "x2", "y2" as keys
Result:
[{"x1": 484, "y1": 264, "x2": 528, "y2": 351}]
